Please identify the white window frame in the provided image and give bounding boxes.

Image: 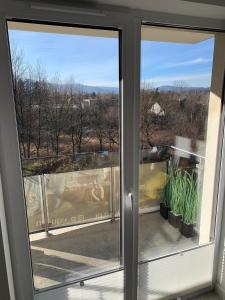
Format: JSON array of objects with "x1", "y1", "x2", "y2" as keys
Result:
[{"x1": 0, "y1": 2, "x2": 225, "y2": 300}]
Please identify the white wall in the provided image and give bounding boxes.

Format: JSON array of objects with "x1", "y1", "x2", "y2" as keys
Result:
[{"x1": 199, "y1": 32, "x2": 225, "y2": 245}]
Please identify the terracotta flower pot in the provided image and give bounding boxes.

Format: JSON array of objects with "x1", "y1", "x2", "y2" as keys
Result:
[
  {"x1": 180, "y1": 220, "x2": 195, "y2": 238},
  {"x1": 168, "y1": 211, "x2": 182, "y2": 228},
  {"x1": 160, "y1": 202, "x2": 169, "y2": 219}
]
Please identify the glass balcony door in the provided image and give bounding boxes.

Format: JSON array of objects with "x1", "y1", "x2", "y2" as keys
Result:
[
  {"x1": 1, "y1": 14, "x2": 225, "y2": 300},
  {"x1": 138, "y1": 25, "x2": 222, "y2": 299},
  {"x1": 7, "y1": 20, "x2": 127, "y2": 300}
]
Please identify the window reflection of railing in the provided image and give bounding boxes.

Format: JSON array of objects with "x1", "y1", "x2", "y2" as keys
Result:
[{"x1": 170, "y1": 145, "x2": 205, "y2": 160}]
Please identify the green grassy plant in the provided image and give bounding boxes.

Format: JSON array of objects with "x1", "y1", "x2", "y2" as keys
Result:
[
  {"x1": 182, "y1": 171, "x2": 198, "y2": 224},
  {"x1": 164, "y1": 167, "x2": 198, "y2": 223},
  {"x1": 170, "y1": 169, "x2": 185, "y2": 216}
]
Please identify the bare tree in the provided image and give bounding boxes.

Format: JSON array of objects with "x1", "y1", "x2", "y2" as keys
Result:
[
  {"x1": 104, "y1": 99, "x2": 119, "y2": 151},
  {"x1": 11, "y1": 46, "x2": 29, "y2": 157},
  {"x1": 140, "y1": 88, "x2": 155, "y2": 148},
  {"x1": 46, "y1": 76, "x2": 70, "y2": 156},
  {"x1": 66, "y1": 86, "x2": 91, "y2": 155},
  {"x1": 91, "y1": 99, "x2": 107, "y2": 151},
  {"x1": 31, "y1": 62, "x2": 49, "y2": 157}
]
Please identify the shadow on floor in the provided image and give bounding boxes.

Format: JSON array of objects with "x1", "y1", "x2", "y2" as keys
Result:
[{"x1": 31, "y1": 212, "x2": 198, "y2": 289}]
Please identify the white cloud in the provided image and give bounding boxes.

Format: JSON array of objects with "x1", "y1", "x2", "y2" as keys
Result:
[
  {"x1": 142, "y1": 72, "x2": 212, "y2": 87},
  {"x1": 163, "y1": 57, "x2": 212, "y2": 68}
]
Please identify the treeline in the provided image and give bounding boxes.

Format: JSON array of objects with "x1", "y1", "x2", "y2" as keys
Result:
[
  {"x1": 12, "y1": 47, "x2": 209, "y2": 162},
  {"x1": 12, "y1": 49, "x2": 119, "y2": 159}
]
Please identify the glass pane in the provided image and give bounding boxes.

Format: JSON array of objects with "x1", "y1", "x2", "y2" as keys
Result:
[
  {"x1": 45, "y1": 168, "x2": 112, "y2": 228},
  {"x1": 138, "y1": 245, "x2": 214, "y2": 300},
  {"x1": 24, "y1": 176, "x2": 43, "y2": 232},
  {"x1": 139, "y1": 25, "x2": 219, "y2": 298},
  {"x1": 35, "y1": 270, "x2": 124, "y2": 300},
  {"x1": 8, "y1": 21, "x2": 122, "y2": 291}
]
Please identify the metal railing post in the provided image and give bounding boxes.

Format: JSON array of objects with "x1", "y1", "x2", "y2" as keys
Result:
[{"x1": 40, "y1": 174, "x2": 50, "y2": 237}]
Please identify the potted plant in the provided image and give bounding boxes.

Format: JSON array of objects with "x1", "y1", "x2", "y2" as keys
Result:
[
  {"x1": 168, "y1": 169, "x2": 184, "y2": 228},
  {"x1": 180, "y1": 171, "x2": 198, "y2": 238},
  {"x1": 160, "y1": 200, "x2": 170, "y2": 219},
  {"x1": 160, "y1": 169, "x2": 172, "y2": 219}
]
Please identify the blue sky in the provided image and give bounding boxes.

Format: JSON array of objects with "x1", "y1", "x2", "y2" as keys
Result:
[
  {"x1": 8, "y1": 30, "x2": 214, "y2": 88},
  {"x1": 8, "y1": 30, "x2": 120, "y2": 87},
  {"x1": 141, "y1": 38, "x2": 214, "y2": 88}
]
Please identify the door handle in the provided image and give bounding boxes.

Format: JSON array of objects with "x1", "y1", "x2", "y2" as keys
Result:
[
  {"x1": 127, "y1": 192, "x2": 134, "y2": 213},
  {"x1": 127, "y1": 192, "x2": 135, "y2": 241}
]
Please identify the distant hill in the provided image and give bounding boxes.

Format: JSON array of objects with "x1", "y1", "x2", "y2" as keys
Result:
[
  {"x1": 74, "y1": 84, "x2": 209, "y2": 94},
  {"x1": 156, "y1": 85, "x2": 210, "y2": 92},
  {"x1": 63, "y1": 83, "x2": 119, "y2": 94},
  {"x1": 51, "y1": 82, "x2": 210, "y2": 94}
]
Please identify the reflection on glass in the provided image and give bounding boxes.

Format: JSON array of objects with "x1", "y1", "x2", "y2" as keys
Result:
[
  {"x1": 139, "y1": 25, "x2": 216, "y2": 259},
  {"x1": 8, "y1": 21, "x2": 121, "y2": 290}
]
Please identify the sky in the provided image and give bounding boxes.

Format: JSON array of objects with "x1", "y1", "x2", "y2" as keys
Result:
[
  {"x1": 141, "y1": 38, "x2": 214, "y2": 88},
  {"x1": 8, "y1": 29, "x2": 215, "y2": 88}
]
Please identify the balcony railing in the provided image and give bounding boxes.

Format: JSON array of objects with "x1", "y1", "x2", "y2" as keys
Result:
[{"x1": 24, "y1": 145, "x2": 204, "y2": 235}]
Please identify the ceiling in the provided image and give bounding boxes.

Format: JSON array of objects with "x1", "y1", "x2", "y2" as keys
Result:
[
  {"x1": 11, "y1": 0, "x2": 225, "y2": 20},
  {"x1": 8, "y1": 21, "x2": 118, "y2": 37},
  {"x1": 182, "y1": 0, "x2": 225, "y2": 6},
  {"x1": 8, "y1": 21, "x2": 214, "y2": 44},
  {"x1": 141, "y1": 25, "x2": 213, "y2": 44},
  {"x1": 69, "y1": 0, "x2": 225, "y2": 20}
]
